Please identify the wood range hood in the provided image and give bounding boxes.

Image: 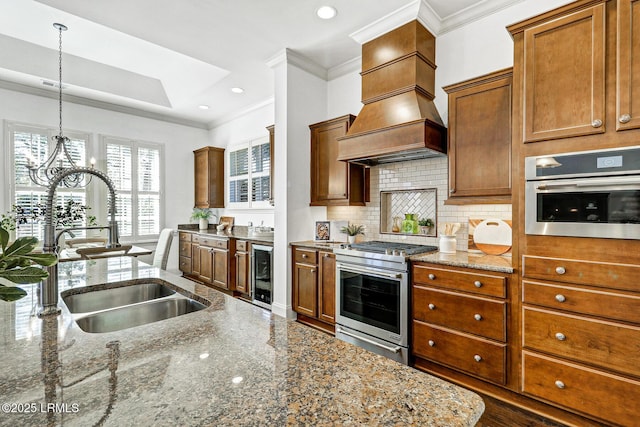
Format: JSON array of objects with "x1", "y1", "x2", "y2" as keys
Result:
[{"x1": 337, "y1": 20, "x2": 447, "y2": 166}]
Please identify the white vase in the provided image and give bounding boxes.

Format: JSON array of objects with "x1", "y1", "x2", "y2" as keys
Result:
[
  {"x1": 348, "y1": 235, "x2": 357, "y2": 244},
  {"x1": 199, "y1": 218, "x2": 209, "y2": 230}
]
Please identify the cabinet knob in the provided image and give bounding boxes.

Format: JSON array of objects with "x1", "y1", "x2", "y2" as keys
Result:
[
  {"x1": 474, "y1": 313, "x2": 483, "y2": 321},
  {"x1": 474, "y1": 280, "x2": 482, "y2": 288},
  {"x1": 555, "y1": 332, "x2": 566, "y2": 341},
  {"x1": 302, "y1": 254, "x2": 308, "y2": 258},
  {"x1": 324, "y1": 253, "x2": 330, "y2": 258},
  {"x1": 555, "y1": 294, "x2": 566, "y2": 303},
  {"x1": 428, "y1": 273, "x2": 436, "y2": 280},
  {"x1": 555, "y1": 380, "x2": 565, "y2": 389},
  {"x1": 555, "y1": 266, "x2": 566, "y2": 275},
  {"x1": 450, "y1": 188, "x2": 456, "y2": 194},
  {"x1": 428, "y1": 340, "x2": 435, "y2": 347},
  {"x1": 428, "y1": 303, "x2": 436, "y2": 310},
  {"x1": 474, "y1": 354, "x2": 482, "y2": 362},
  {"x1": 591, "y1": 119, "x2": 603, "y2": 128},
  {"x1": 310, "y1": 269, "x2": 316, "y2": 273},
  {"x1": 619, "y1": 114, "x2": 631, "y2": 124}
]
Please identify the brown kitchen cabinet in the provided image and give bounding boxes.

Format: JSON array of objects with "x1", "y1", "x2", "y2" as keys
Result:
[
  {"x1": 182, "y1": 233, "x2": 235, "y2": 292},
  {"x1": 617, "y1": 0, "x2": 640, "y2": 131},
  {"x1": 291, "y1": 247, "x2": 335, "y2": 334},
  {"x1": 412, "y1": 262, "x2": 509, "y2": 386},
  {"x1": 444, "y1": 69, "x2": 512, "y2": 204},
  {"x1": 520, "y1": 254, "x2": 640, "y2": 426},
  {"x1": 234, "y1": 240, "x2": 250, "y2": 295},
  {"x1": 309, "y1": 115, "x2": 369, "y2": 206},
  {"x1": 178, "y1": 232, "x2": 192, "y2": 275},
  {"x1": 194, "y1": 146, "x2": 225, "y2": 208},
  {"x1": 520, "y1": 3, "x2": 606, "y2": 142}
]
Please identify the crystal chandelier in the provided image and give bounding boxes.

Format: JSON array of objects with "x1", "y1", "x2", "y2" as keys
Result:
[{"x1": 26, "y1": 23, "x2": 94, "y2": 188}]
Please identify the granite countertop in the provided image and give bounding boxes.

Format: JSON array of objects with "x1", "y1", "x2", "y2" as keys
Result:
[
  {"x1": 0, "y1": 258, "x2": 484, "y2": 426},
  {"x1": 178, "y1": 224, "x2": 274, "y2": 244},
  {"x1": 410, "y1": 251, "x2": 514, "y2": 274},
  {"x1": 289, "y1": 240, "x2": 346, "y2": 251}
]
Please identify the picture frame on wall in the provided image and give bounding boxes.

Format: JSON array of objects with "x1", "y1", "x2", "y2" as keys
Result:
[{"x1": 315, "y1": 221, "x2": 330, "y2": 241}]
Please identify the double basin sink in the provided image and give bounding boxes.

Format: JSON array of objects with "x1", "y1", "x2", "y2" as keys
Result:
[{"x1": 62, "y1": 281, "x2": 208, "y2": 333}]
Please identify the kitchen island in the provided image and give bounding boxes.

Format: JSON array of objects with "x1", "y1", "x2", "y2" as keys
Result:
[{"x1": 0, "y1": 258, "x2": 484, "y2": 426}]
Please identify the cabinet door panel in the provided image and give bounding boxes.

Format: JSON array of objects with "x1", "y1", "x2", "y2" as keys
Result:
[
  {"x1": 235, "y1": 251, "x2": 249, "y2": 294},
  {"x1": 213, "y1": 249, "x2": 228, "y2": 289},
  {"x1": 318, "y1": 252, "x2": 336, "y2": 324},
  {"x1": 293, "y1": 263, "x2": 317, "y2": 317},
  {"x1": 523, "y1": 4, "x2": 605, "y2": 142},
  {"x1": 198, "y1": 247, "x2": 213, "y2": 284},
  {"x1": 617, "y1": 0, "x2": 640, "y2": 131}
]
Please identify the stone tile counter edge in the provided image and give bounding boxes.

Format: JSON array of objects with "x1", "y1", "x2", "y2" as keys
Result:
[
  {"x1": 411, "y1": 251, "x2": 514, "y2": 274},
  {"x1": 0, "y1": 257, "x2": 484, "y2": 426}
]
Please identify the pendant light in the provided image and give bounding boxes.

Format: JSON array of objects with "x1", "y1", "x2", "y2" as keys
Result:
[{"x1": 26, "y1": 23, "x2": 95, "y2": 188}]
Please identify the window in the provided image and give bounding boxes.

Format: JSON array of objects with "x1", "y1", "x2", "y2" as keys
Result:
[
  {"x1": 8, "y1": 123, "x2": 91, "y2": 241},
  {"x1": 103, "y1": 136, "x2": 163, "y2": 241},
  {"x1": 228, "y1": 137, "x2": 271, "y2": 208}
]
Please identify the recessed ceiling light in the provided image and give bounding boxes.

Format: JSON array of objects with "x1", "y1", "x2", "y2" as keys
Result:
[
  {"x1": 198, "y1": 105, "x2": 210, "y2": 110},
  {"x1": 316, "y1": 6, "x2": 337, "y2": 20},
  {"x1": 231, "y1": 87, "x2": 244, "y2": 94}
]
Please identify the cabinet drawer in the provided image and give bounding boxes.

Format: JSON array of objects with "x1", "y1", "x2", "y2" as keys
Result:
[
  {"x1": 523, "y1": 255, "x2": 640, "y2": 292},
  {"x1": 523, "y1": 307, "x2": 640, "y2": 378},
  {"x1": 179, "y1": 232, "x2": 192, "y2": 242},
  {"x1": 413, "y1": 264, "x2": 507, "y2": 298},
  {"x1": 522, "y1": 351, "x2": 640, "y2": 427},
  {"x1": 196, "y1": 236, "x2": 228, "y2": 249},
  {"x1": 413, "y1": 286, "x2": 506, "y2": 342},
  {"x1": 294, "y1": 248, "x2": 317, "y2": 264},
  {"x1": 179, "y1": 256, "x2": 191, "y2": 273},
  {"x1": 523, "y1": 280, "x2": 640, "y2": 324},
  {"x1": 413, "y1": 320, "x2": 506, "y2": 384},
  {"x1": 236, "y1": 240, "x2": 248, "y2": 251},
  {"x1": 179, "y1": 241, "x2": 192, "y2": 257}
]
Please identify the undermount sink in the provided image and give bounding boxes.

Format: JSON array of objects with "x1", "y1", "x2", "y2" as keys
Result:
[
  {"x1": 61, "y1": 281, "x2": 209, "y2": 333},
  {"x1": 74, "y1": 297, "x2": 207, "y2": 333},
  {"x1": 62, "y1": 283, "x2": 176, "y2": 313}
]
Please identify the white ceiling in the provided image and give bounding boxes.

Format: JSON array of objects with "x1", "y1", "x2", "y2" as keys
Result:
[{"x1": 0, "y1": 0, "x2": 523, "y2": 129}]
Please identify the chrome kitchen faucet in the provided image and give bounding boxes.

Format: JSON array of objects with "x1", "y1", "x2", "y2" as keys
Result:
[{"x1": 39, "y1": 166, "x2": 121, "y2": 316}]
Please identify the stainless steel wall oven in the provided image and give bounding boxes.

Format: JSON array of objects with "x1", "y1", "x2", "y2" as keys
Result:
[{"x1": 526, "y1": 146, "x2": 640, "y2": 240}]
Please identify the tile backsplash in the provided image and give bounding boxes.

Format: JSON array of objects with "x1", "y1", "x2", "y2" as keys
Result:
[{"x1": 326, "y1": 156, "x2": 512, "y2": 251}]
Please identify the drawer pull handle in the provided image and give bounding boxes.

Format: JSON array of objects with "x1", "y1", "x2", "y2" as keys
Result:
[
  {"x1": 555, "y1": 380, "x2": 565, "y2": 389},
  {"x1": 555, "y1": 266, "x2": 566, "y2": 275},
  {"x1": 428, "y1": 273, "x2": 436, "y2": 280},
  {"x1": 324, "y1": 253, "x2": 330, "y2": 258},
  {"x1": 619, "y1": 114, "x2": 631, "y2": 124},
  {"x1": 555, "y1": 332, "x2": 566, "y2": 341},
  {"x1": 474, "y1": 314, "x2": 483, "y2": 321},
  {"x1": 428, "y1": 303, "x2": 436, "y2": 310},
  {"x1": 474, "y1": 280, "x2": 482, "y2": 288},
  {"x1": 428, "y1": 340, "x2": 435, "y2": 347},
  {"x1": 591, "y1": 119, "x2": 603, "y2": 128},
  {"x1": 474, "y1": 355, "x2": 482, "y2": 362},
  {"x1": 302, "y1": 253, "x2": 307, "y2": 258},
  {"x1": 555, "y1": 294, "x2": 566, "y2": 303}
]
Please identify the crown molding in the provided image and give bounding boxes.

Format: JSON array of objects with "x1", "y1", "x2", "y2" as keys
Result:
[
  {"x1": 0, "y1": 78, "x2": 209, "y2": 130},
  {"x1": 437, "y1": 0, "x2": 525, "y2": 34},
  {"x1": 266, "y1": 48, "x2": 328, "y2": 80},
  {"x1": 349, "y1": 0, "x2": 423, "y2": 44},
  {"x1": 207, "y1": 97, "x2": 274, "y2": 129},
  {"x1": 327, "y1": 56, "x2": 362, "y2": 80}
]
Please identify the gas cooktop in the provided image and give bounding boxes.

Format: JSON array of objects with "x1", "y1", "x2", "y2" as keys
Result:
[{"x1": 348, "y1": 240, "x2": 438, "y2": 255}]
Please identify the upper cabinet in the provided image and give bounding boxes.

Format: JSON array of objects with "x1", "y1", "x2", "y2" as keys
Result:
[
  {"x1": 444, "y1": 68, "x2": 512, "y2": 204},
  {"x1": 521, "y1": 3, "x2": 606, "y2": 142},
  {"x1": 310, "y1": 114, "x2": 369, "y2": 206},
  {"x1": 617, "y1": 0, "x2": 640, "y2": 131},
  {"x1": 194, "y1": 146, "x2": 225, "y2": 208}
]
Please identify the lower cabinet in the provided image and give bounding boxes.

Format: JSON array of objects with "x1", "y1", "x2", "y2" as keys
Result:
[
  {"x1": 292, "y1": 246, "x2": 335, "y2": 334},
  {"x1": 411, "y1": 262, "x2": 509, "y2": 386},
  {"x1": 179, "y1": 232, "x2": 235, "y2": 292},
  {"x1": 234, "y1": 240, "x2": 250, "y2": 295}
]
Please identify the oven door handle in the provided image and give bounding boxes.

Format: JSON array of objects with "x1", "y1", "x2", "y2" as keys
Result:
[
  {"x1": 336, "y1": 326, "x2": 402, "y2": 354},
  {"x1": 336, "y1": 263, "x2": 403, "y2": 280},
  {"x1": 536, "y1": 176, "x2": 640, "y2": 190}
]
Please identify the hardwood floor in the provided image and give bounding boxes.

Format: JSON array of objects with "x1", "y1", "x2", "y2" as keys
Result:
[{"x1": 475, "y1": 395, "x2": 569, "y2": 427}]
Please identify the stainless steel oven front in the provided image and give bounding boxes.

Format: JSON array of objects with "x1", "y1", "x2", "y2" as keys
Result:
[
  {"x1": 335, "y1": 260, "x2": 409, "y2": 365},
  {"x1": 526, "y1": 146, "x2": 640, "y2": 240}
]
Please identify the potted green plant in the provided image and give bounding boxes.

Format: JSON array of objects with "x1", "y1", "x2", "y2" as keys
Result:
[
  {"x1": 418, "y1": 218, "x2": 434, "y2": 235},
  {"x1": 191, "y1": 208, "x2": 214, "y2": 230},
  {"x1": 340, "y1": 223, "x2": 365, "y2": 244},
  {"x1": 0, "y1": 226, "x2": 57, "y2": 302}
]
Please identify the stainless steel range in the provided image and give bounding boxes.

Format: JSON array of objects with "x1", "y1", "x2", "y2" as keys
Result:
[{"x1": 334, "y1": 241, "x2": 438, "y2": 364}]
